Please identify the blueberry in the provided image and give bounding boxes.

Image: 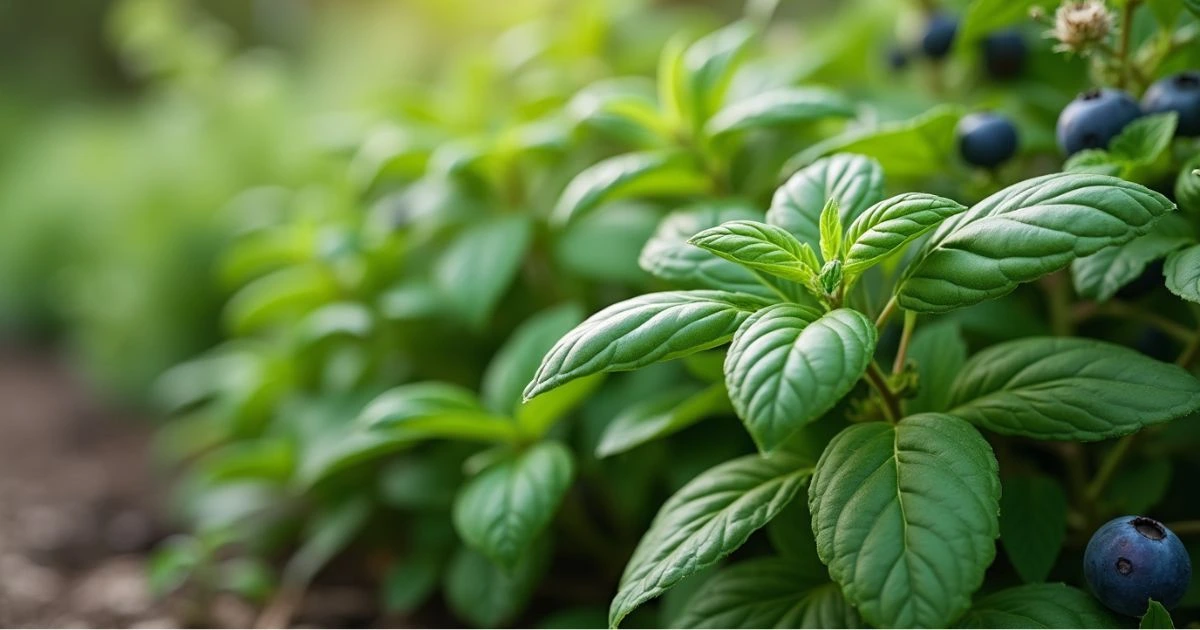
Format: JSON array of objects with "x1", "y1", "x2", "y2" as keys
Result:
[
  {"x1": 1142, "y1": 71, "x2": 1200, "y2": 137},
  {"x1": 1056, "y1": 88, "x2": 1142, "y2": 156},
  {"x1": 981, "y1": 30, "x2": 1026, "y2": 80},
  {"x1": 887, "y1": 45, "x2": 909, "y2": 71},
  {"x1": 1084, "y1": 516, "x2": 1192, "y2": 617},
  {"x1": 920, "y1": 13, "x2": 958, "y2": 59},
  {"x1": 956, "y1": 112, "x2": 1018, "y2": 168}
]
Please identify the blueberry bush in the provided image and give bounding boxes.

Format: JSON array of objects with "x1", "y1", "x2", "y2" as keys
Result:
[{"x1": 36, "y1": 0, "x2": 1200, "y2": 627}]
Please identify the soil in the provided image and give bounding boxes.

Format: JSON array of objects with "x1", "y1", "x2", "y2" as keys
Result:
[{"x1": 0, "y1": 347, "x2": 176, "y2": 628}]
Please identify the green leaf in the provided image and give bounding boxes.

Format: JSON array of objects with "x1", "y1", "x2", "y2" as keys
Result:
[
  {"x1": 1141, "y1": 600, "x2": 1175, "y2": 629},
  {"x1": 596, "y1": 383, "x2": 731, "y2": 458},
  {"x1": 657, "y1": 34, "x2": 690, "y2": 127},
  {"x1": 959, "y1": 0, "x2": 1056, "y2": 46},
  {"x1": 810, "y1": 414, "x2": 1000, "y2": 629},
  {"x1": 1147, "y1": 0, "x2": 1184, "y2": 27},
  {"x1": 517, "y1": 374, "x2": 604, "y2": 438},
  {"x1": 768, "y1": 153, "x2": 885, "y2": 248},
  {"x1": 898, "y1": 173, "x2": 1176, "y2": 313},
  {"x1": 483, "y1": 304, "x2": 586, "y2": 416},
  {"x1": 1064, "y1": 149, "x2": 1125, "y2": 176},
  {"x1": 1106, "y1": 459, "x2": 1172, "y2": 514},
  {"x1": 673, "y1": 558, "x2": 861, "y2": 629},
  {"x1": 947, "y1": 337, "x2": 1200, "y2": 441},
  {"x1": 1175, "y1": 156, "x2": 1200, "y2": 214},
  {"x1": 553, "y1": 151, "x2": 710, "y2": 225},
  {"x1": 819, "y1": 199, "x2": 844, "y2": 263},
  {"x1": 1071, "y1": 214, "x2": 1195, "y2": 301},
  {"x1": 705, "y1": 87, "x2": 856, "y2": 137},
  {"x1": 765, "y1": 497, "x2": 824, "y2": 573},
  {"x1": 843, "y1": 193, "x2": 967, "y2": 275},
  {"x1": 444, "y1": 543, "x2": 549, "y2": 628},
  {"x1": 999, "y1": 475, "x2": 1067, "y2": 583},
  {"x1": 906, "y1": 321, "x2": 967, "y2": 414},
  {"x1": 294, "y1": 302, "x2": 374, "y2": 346},
  {"x1": 609, "y1": 453, "x2": 813, "y2": 628},
  {"x1": 688, "y1": 219, "x2": 819, "y2": 283},
  {"x1": 453, "y1": 442, "x2": 574, "y2": 569},
  {"x1": 785, "y1": 105, "x2": 961, "y2": 180},
  {"x1": 359, "y1": 383, "x2": 519, "y2": 442},
  {"x1": 726, "y1": 306, "x2": 876, "y2": 451},
  {"x1": 639, "y1": 202, "x2": 774, "y2": 297},
  {"x1": 1110, "y1": 113, "x2": 1178, "y2": 166},
  {"x1": 681, "y1": 21, "x2": 756, "y2": 127},
  {"x1": 524, "y1": 291, "x2": 770, "y2": 400},
  {"x1": 282, "y1": 497, "x2": 371, "y2": 587},
  {"x1": 435, "y1": 215, "x2": 533, "y2": 329},
  {"x1": 1165, "y1": 244, "x2": 1200, "y2": 303},
  {"x1": 568, "y1": 78, "x2": 668, "y2": 146},
  {"x1": 956, "y1": 583, "x2": 1120, "y2": 628},
  {"x1": 1185, "y1": 0, "x2": 1200, "y2": 18},
  {"x1": 223, "y1": 264, "x2": 338, "y2": 335},
  {"x1": 382, "y1": 551, "x2": 443, "y2": 615}
]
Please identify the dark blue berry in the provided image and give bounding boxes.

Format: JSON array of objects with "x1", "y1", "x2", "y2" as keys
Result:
[
  {"x1": 1142, "y1": 71, "x2": 1200, "y2": 137},
  {"x1": 1084, "y1": 516, "x2": 1192, "y2": 617},
  {"x1": 920, "y1": 13, "x2": 958, "y2": 59},
  {"x1": 981, "y1": 30, "x2": 1026, "y2": 80},
  {"x1": 956, "y1": 112, "x2": 1018, "y2": 168},
  {"x1": 887, "y1": 45, "x2": 909, "y2": 71},
  {"x1": 1056, "y1": 88, "x2": 1142, "y2": 156}
]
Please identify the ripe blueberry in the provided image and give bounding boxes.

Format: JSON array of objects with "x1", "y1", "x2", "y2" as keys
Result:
[
  {"x1": 920, "y1": 13, "x2": 958, "y2": 59},
  {"x1": 1142, "y1": 71, "x2": 1200, "y2": 137},
  {"x1": 1056, "y1": 88, "x2": 1142, "y2": 156},
  {"x1": 981, "y1": 30, "x2": 1026, "y2": 80},
  {"x1": 956, "y1": 112, "x2": 1018, "y2": 168},
  {"x1": 1083, "y1": 516, "x2": 1192, "y2": 617}
]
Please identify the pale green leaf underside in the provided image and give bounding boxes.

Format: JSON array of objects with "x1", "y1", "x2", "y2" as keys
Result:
[
  {"x1": 673, "y1": 557, "x2": 861, "y2": 629},
  {"x1": 768, "y1": 153, "x2": 885, "y2": 248},
  {"x1": 553, "y1": 151, "x2": 710, "y2": 225},
  {"x1": 1166, "y1": 244, "x2": 1200, "y2": 303},
  {"x1": 609, "y1": 453, "x2": 813, "y2": 628},
  {"x1": 639, "y1": 203, "x2": 773, "y2": 297},
  {"x1": 726, "y1": 306, "x2": 876, "y2": 451},
  {"x1": 706, "y1": 87, "x2": 856, "y2": 137},
  {"x1": 453, "y1": 442, "x2": 574, "y2": 568},
  {"x1": 899, "y1": 173, "x2": 1176, "y2": 313},
  {"x1": 525, "y1": 291, "x2": 770, "y2": 400},
  {"x1": 689, "y1": 219, "x2": 816, "y2": 282},
  {"x1": 809, "y1": 414, "x2": 1000, "y2": 629},
  {"x1": 956, "y1": 583, "x2": 1119, "y2": 629},
  {"x1": 1071, "y1": 214, "x2": 1194, "y2": 302},
  {"x1": 948, "y1": 337, "x2": 1200, "y2": 441},
  {"x1": 844, "y1": 192, "x2": 967, "y2": 274}
]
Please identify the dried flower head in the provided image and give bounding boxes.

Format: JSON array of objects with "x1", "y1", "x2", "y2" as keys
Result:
[{"x1": 1050, "y1": 0, "x2": 1113, "y2": 54}]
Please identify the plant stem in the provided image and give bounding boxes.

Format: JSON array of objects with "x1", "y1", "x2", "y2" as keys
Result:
[
  {"x1": 1177, "y1": 332, "x2": 1200, "y2": 369},
  {"x1": 1043, "y1": 272, "x2": 1074, "y2": 336},
  {"x1": 1084, "y1": 434, "x2": 1136, "y2": 503},
  {"x1": 865, "y1": 361, "x2": 902, "y2": 423},
  {"x1": 1164, "y1": 520, "x2": 1200, "y2": 536},
  {"x1": 1117, "y1": 0, "x2": 1138, "y2": 90},
  {"x1": 875, "y1": 295, "x2": 899, "y2": 329},
  {"x1": 1074, "y1": 300, "x2": 1196, "y2": 343},
  {"x1": 892, "y1": 310, "x2": 917, "y2": 375}
]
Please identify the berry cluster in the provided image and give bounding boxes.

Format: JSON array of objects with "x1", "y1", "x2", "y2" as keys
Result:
[{"x1": 1058, "y1": 73, "x2": 1200, "y2": 156}]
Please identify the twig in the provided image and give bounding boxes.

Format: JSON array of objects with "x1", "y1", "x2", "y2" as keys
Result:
[
  {"x1": 892, "y1": 310, "x2": 917, "y2": 375},
  {"x1": 875, "y1": 295, "x2": 899, "y2": 329},
  {"x1": 865, "y1": 362, "x2": 902, "y2": 423}
]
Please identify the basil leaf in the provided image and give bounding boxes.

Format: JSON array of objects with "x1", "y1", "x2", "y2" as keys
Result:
[
  {"x1": 819, "y1": 199, "x2": 844, "y2": 263},
  {"x1": 453, "y1": 442, "x2": 574, "y2": 569},
  {"x1": 609, "y1": 453, "x2": 813, "y2": 627},
  {"x1": 1175, "y1": 156, "x2": 1200, "y2": 214},
  {"x1": 673, "y1": 557, "x2": 861, "y2": 629},
  {"x1": 1071, "y1": 214, "x2": 1195, "y2": 301},
  {"x1": 785, "y1": 105, "x2": 961, "y2": 180},
  {"x1": 681, "y1": 21, "x2": 756, "y2": 127},
  {"x1": 705, "y1": 87, "x2": 856, "y2": 137},
  {"x1": 947, "y1": 337, "x2": 1200, "y2": 441},
  {"x1": 568, "y1": 77, "x2": 669, "y2": 147},
  {"x1": 1141, "y1": 600, "x2": 1175, "y2": 629},
  {"x1": 482, "y1": 304, "x2": 585, "y2": 416},
  {"x1": 435, "y1": 215, "x2": 533, "y2": 329},
  {"x1": 1165, "y1": 244, "x2": 1200, "y2": 303},
  {"x1": 1187, "y1": 0, "x2": 1200, "y2": 18},
  {"x1": 525, "y1": 291, "x2": 770, "y2": 399},
  {"x1": 843, "y1": 193, "x2": 967, "y2": 275},
  {"x1": 899, "y1": 173, "x2": 1176, "y2": 313},
  {"x1": 688, "y1": 219, "x2": 818, "y2": 283},
  {"x1": 726, "y1": 306, "x2": 876, "y2": 451},
  {"x1": 553, "y1": 150, "x2": 711, "y2": 225},
  {"x1": 1064, "y1": 149, "x2": 1125, "y2": 176},
  {"x1": 1110, "y1": 113, "x2": 1178, "y2": 166},
  {"x1": 906, "y1": 320, "x2": 967, "y2": 414},
  {"x1": 768, "y1": 153, "x2": 885, "y2": 248},
  {"x1": 956, "y1": 583, "x2": 1120, "y2": 628},
  {"x1": 596, "y1": 383, "x2": 731, "y2": 458},
  {"x1": 224, "y1": 264, "x2": 338, "y2": 335},
  {"x1": 444, "y1": 542, "x2": 549, "y2": 628},
  {"x1": 517, "y1": 374, "x2": 604, "y2": 439},
  {"x1": 999, "y1": 475, "x2": 1067, "y2": 583},
  {"x1": 810, "y1": 414, "x2": 1000, "y2": 629},
  {"x1": 639, "y1": 202, "x2": 773, "y2": 297},
  {"x1": 359, "y1": 383, "x2": 519, "y2": 442}
]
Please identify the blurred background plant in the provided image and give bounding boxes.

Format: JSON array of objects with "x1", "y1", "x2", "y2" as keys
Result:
[{"x1": 2, "y1": 0, "x2": 1199, "y2": 627}]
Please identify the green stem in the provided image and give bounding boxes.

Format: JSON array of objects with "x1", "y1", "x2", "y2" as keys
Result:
[
  {"x1": 1043, "y1": 272, "x2": 1074, "y2": 337},
  {"x1": 875, "y1": 295, "x2": 899, "y2": 329},
  {"x1": 865, "y1": 361, "x2": 902, "y2": 423},
  {"x1": 1117, "y1": 0, "x2": 1138, "y2": 90},
  {"x1": 1084, "y1": 434, "x2": 1136, "y2": 504},
  {"x1": 1076, "y1": 300, "x2": 1196, "y2": 343},
  {"x1": 1177, "y1": 332, "x2": 1200, "y2": 369},
  {"x1": 892, "y1": 310, "x2": 917, "y2": 375}
]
